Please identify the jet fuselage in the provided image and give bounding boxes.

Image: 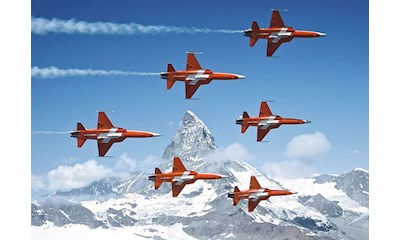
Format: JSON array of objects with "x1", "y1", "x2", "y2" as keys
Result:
[
  {"x1": 70, "y1": 128, "x2": 159, "y2": 142},
  {"x1": 236, "y1": 115, "x2": 309, "y2": 127},
  {"x1": 149, "y1": 171, "x2": 223, "y2": 184},
  {"x1": 161, "y1": 69, "x2": 245, "y2": 82},
  {"x1": 244, "y1": 27, "x2": 326, "y2": 40},
  {"x1": 228, "y1": 188, "x2": 294, "y2": 201}
]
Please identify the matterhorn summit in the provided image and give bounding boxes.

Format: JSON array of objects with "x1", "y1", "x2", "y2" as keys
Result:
[{"x1": 162, "y1": 110, "x2": 216, "y2": 162}]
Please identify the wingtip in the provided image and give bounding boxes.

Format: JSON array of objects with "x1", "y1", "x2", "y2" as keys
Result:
[{"x1": 186, "y1": 51, "x2": 203, "y2": 54}]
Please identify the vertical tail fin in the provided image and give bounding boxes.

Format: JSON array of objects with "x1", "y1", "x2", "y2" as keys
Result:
[
  {"x1": 233, "y1": 186, "x2": 240, "y2": 206},
  {"x1": 250, "y1": 21, "x2": 260, "y2": 47},
  {"x1": 77, "y1": 123, "x2": 86, "y2": 147},
  {"x1": 241, "y1": 112, "x2": 249, "y2": 133},
  {"x1": 166, "y1": 64, "x2": 176, "y2": 89},
  {"x1": 154, "y1": 168, "x2": 162, "y2": 189}
]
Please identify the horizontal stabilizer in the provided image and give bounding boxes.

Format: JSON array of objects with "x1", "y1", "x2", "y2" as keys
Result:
[
  {"x1": 77, "y1": 138, "x2": 86, "y2": 148},
  {"x1": 166, "y1": 64, "x2": 176, "y2": 89},
  {"x1": 167, "y1": 63, "x2": 175, "y2": 73},
  {"x1": 250, "y1": 37, "x2": 258, "y2": 47},
  {"x1": 242, "y1": 124, "x2": 249, "y2": 133},
  {"x1": 77, "y1": 122, "x2": 85, "y2": 131},
  {"x1": 232, "y1": 186, "x2": 241, "y2": 206},
  {"x1": 154, "y1": 180, "x2": 162, "y2": 189},
  {"x1": 167, "y1": 79, "x2": 175, "y2": 89},
  {"x1": 252, "y1": 21, "x2": 260, "y2": 33},
  {"x1": 250, "y1": 21, "x2": 260, "y2": 47},
  {"x1": 154, "y1": 168, "x2": 162, "y2": 189}
]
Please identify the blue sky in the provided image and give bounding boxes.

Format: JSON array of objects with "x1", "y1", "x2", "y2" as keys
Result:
[{"x1": 31, "y1": 0, "x2": 368, "y2": 181}]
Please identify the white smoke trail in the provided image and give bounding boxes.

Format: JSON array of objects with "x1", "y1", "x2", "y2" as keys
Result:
[
  {"x1": 31, "y1": 17, "x2": 243, "y2": 35},
  {"x1": 31, "y1": 66, "x2": 159, "y2": 79},
  {"x1": 32, "y1": 131, "x2": 70, "y2": 135}
]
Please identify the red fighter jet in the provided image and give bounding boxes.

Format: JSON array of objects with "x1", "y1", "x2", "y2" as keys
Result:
[
  {"x1": 160, "y1": 52, "x2": 245, "y2": 99},
  {"x1": 148, "y1": 157, "x2": 226, "y2": 197},
  {"x1": 236, "y1": 101, "x2": 311, "y2": 142},
  {"x1": 244, "y1": 10, "x2": 326, "y2": 57},
  {"x1": 228, "y1": 176, "x2": 296, "y2": 212},
  {"x1": 70, "y1": 112, "x2": 161, "y2": 157}
]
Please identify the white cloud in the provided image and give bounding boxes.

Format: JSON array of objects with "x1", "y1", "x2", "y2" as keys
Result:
[
  {"x1": 285, "y1": 132, "x2": 332, "y2": 160},
  {"x1": 33, "y1": 153, "x2": 160, "y2": 191},
  {"x1": 112, "y1": 153, "x2": 141, "y2": 179},
  {"x1": 31, "y1": 66, "x2": 159, "y2": 79},
  {"x1": 31, "y1": 17, "x2": 242, "y2": 35},
  {"x1": 47, "y1": 160, "x2": 113, "y2": 190},
  {"x1": 261, "y1": 160, "x2": 315, "y2": 180},
  {"x1": 207, "y1": 142, "x2": 254, "y2": 162},
  {"x1": 114, "y1": 153, "x2": 137, "y2": 172},
  {"x1": 31, "y1": 174, "x2": 46, "y2": 189},
  {"x1": 140, "y1": 155, "x2": 161, "y2": 171}
]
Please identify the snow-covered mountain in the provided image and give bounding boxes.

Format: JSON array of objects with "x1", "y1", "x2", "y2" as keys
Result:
[{"x1": 32, "y1": 111, "x2": 368, "y2": 240}]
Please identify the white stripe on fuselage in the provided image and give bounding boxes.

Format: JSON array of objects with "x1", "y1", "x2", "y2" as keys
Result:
[
  {"x1": 97, "y1": 128, "x2": 122, "y2": 143},
  {"x1": 258, "y1": 116, "x2": 279, "y2": 129},
  {"x1": 186, "y1": 70, "x2": 210, "y2": 85},
  {"x1": 270, "y1": 27, "x2": 291, "y2": 43},
  {"x1": 173, "y1": 171, "x2": 194, "y2": 185},
  {"x1": 249, "y1": 189, "x2": 269, "y2": 200}
]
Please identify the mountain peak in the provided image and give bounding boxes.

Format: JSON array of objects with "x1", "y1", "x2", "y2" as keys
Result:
[
  {"x1": 162, "y1": 110, "x2": 216, "y2": 161},
  {"x1": 352, "y1": 168, "x2": 369, "y2": 173},
  {"x1": 184, "y1": 110, "x2": 197, "y2": 118}
]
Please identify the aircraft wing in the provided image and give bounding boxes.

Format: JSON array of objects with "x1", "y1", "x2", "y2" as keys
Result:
[
  {"x1": 173, "y1": 157, "x2": 187, "y2": 172},
  {"x1": 259, "y1": 101, "x2": 273, "y2": 117},
  {"x1": 172, "y1": 181, "x2": 187, "y2": 197},
  {"x1": 257, "y1": 125, "x2": 280, "y2": 141},
  {"x1": 185, "y1": 81, "x2": 203, "y2": 99},
  {"x1": 267, "y1": 38, "x2": 293, "y2": 57},
  {"x1": 186, "y1": 53, "x2": 201, "y2": 71},
  {"x1": 97, "y1": 112, "x2": 114, "y2": 129},
  {"x1": 250, "y1": 176, "x2": 262, "y2": 190},
  {"x1": 269, "y1": 10, "x2": 285, "y2": 28},
  {"x1": 97, "y1": 139, "x2": 116, "y2": 156},
  {"x1": 248, "y1": 198, "x2": 262, "y2": 212},
  {"x1": 267, "y1": 39, "x2": 284, "y2": 57}
]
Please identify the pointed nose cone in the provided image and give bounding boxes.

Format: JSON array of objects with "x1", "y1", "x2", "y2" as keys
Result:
[
  {"x1": 235, "y1": 74, "x2": 246, "y2": 79},
  {"x1": 318, "y1": 32, "x2": 327, "y2": 37},
  {"x1": 303, "y1": 120, "x2": 311, "y2": 124},
  {"x1": 218, "y1": 174, "x2": 229, "y2": 179},
  {"x1": 150, "y1": 132, "x2": 162, "y2": 137},
  {"x1": 201, "y1": 174, "x2": 226, "y2": 180}
]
